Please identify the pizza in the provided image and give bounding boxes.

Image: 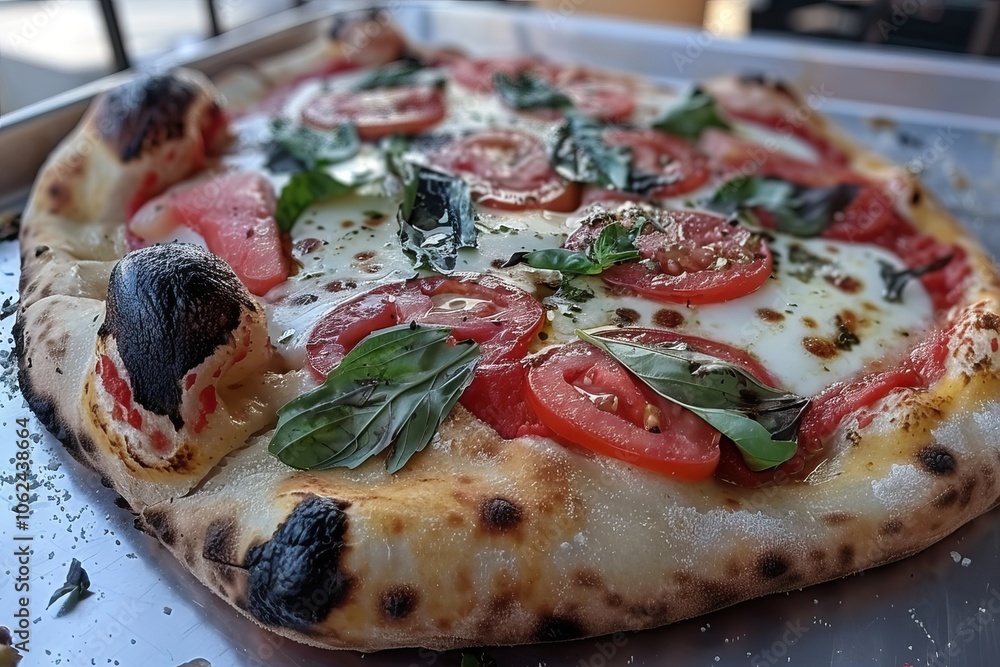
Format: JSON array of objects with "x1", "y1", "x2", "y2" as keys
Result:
[{"x1": 14, "y1": 10, "x2": 1000, "y2": 653}]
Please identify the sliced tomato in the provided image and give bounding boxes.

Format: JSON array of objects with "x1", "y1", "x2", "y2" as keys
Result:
[
  {"x1": 128, "y1": 171, "x2": 289, "y2": 296},
  {"x1": 526, "y1": 341, "x2": 721, "y2": 480},
  {"x1": 305, "y1": 274, "x2": 545, "y2": 439},
  {"x1": 604, "y1": 128, "x2": 710, "y2": 199},
  {"x1": 561, "y1": 79, "x2": 636, "y2": 123},
  {"x1": 449, "y1": 56, "x2": 557, "y2": 93},
  {"x1": 302, "y1": 84, "x2": 445, "y2": 140},
  {"x1": 568, "y1": 209, "x2": 772, "y2": 305},
  {"x1": 430, "y1": 130, "x2": 581, "y2": 211},
  {"x1": 700, "y1": 128, "x2": 859, "y2": 189},
  {"x1": 704, "y1": 76, "x2": 848, "y2": 164}
]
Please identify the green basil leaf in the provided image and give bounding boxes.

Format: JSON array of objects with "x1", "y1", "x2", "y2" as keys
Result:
[
  {"x1": 354, "y1": 59, "x2": 439, "y2": 90},
  {"x1": 398, "y1": 168, "x2": 477, "y2": 273},
  {"x1": 493, "y1": 71, "x2": 572, "y2": 110},
  {"x1": 879, "y1": 254, "x2": 953, "y2": 303},
  {"x1": 591, "y1": 218, "x2": 642, "y2": 266},
  {"x1": 549, "y1": 111, "x2": 630, "y2": 190},
  {"x1": 709, "y1": 176, "x2": 859, "y2": 237},
  {"x1": 275, "y1": 170, "x2": 358, "y2": 232},
  {"x1": 652, "y1": 87, "x2": 731, "y2": 140},
  {"x1": 504, "y1": 248, "x2": 602, "y2": 275},
  {"x1": 269, "y1": 325, "x2": 480, "y2": 472},
  {"x1": 577, "y1": 330, "x2": 807, "y2": 471},
  {"x1": 266, "y1": 119, "x2": 359, "y2": 172},
  {"x1": 503, "y1": 221, "x2": 640, "y2": 276}
]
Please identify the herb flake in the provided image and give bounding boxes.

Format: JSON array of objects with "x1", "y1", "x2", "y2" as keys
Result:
[
  {"x1": 275, "y1": 170, "x2": 358, "y2": 232},
  {"x1": 493, "y1": 71, "x2": 572, "y2": 110},
  {"x1": 652, "y1": 88, "x2": 731, "y2": 140},
  {"x1": 47, "y1": 558, "x2": 91, "y2": 614}
]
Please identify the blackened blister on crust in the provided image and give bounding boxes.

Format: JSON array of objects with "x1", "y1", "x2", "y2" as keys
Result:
[
  {"x1": 917, "y1": 444, "x2": 957, "y2": 476},
  {"x1": 244, "y1": 495, "x2": 352, "y2": 630},
  {"x1": 99, "y1": 244, "x2": 253, "y2": 429},
  {"x1": 96, "y1": 72, "x2": 198, "y2": 162}
]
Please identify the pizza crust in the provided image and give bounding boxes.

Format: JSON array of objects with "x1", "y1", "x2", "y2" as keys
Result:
[{"x1": 15, "y1": 25, "x2": 1000, "y2": 652}]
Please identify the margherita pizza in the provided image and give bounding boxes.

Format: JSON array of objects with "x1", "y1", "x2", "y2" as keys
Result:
[{"x1": 14, "y1": 11, "x2": 1000, "y2": 652}]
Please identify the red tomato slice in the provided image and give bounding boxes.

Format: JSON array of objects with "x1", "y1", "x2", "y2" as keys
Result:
[
  {"x1": 703, "y1": 76, "x2": 849, "y2": 164},
  {"x1": 128, "y1": 171, "x2": 289, "y2": 296},
  {"x1": 306, "y1": 274, "x2": 545, "y2": 439},
  {"x1": 604, "y1": 128, "x2": 710, "y2": 199},
  {"x1": 302, "y1": 84, "x2": 446, "y2": 140},
  {"x1": 526, "y1": 341, "x2": 721, "y2": 480},
  {"x1": 562, "y1": 79, "x2": 636, "y2": 123},
  {"x1": 449, "y1": 56, "x2": 558, "y2": 93},
  {"x1": 567, "y1": 209, "x2": 773, "y2": 305},
  {"x1": 430, "y1": 130, "x2": 581, "y2": 211},
  {"x1": 699, "y1": 128, "x2": 860, "y2": 188}
]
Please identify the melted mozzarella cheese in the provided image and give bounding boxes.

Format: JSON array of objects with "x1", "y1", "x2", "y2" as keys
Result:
[
  {"x1": 544, "y1": 236, "x2": 931, "y2": 396},
  {"x1": 218, "y1": 64, "x2": 935, "y2": 400}
]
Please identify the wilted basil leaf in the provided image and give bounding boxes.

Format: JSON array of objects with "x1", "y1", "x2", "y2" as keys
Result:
[
  {"x1": 577, "y1": 330, "x2": 807, "y2": 470},
  {"x1": 270, "y1": 325, "x2": 480, "y2": 473},
  {"x1": 266, "y1": 118, "x2": 359, "y2": 172},
  {"x1": 709, "y1": 175, "x2": 859, "y2": 237},
  {"x1": 398, "y1": 169, "x2": 477, "y2": 273},
  {"x1": 354, "y1": 59, "x2": 441, "y2": 90},
  {"x1": 652, "y1": 88, "x2": 731, "y2": 140},
  {"x1": 47, "y1": 558, "x2": 91, "y2": 614},
  {"x1": 549, "y1": 111, "x2": 630, "y2": 190},
  {"x1": 493, "y1": 71, "x2": 572, "y2": 110},
  {"x1": 879, "y1": 254, "x2": 953, "y2": 303}
]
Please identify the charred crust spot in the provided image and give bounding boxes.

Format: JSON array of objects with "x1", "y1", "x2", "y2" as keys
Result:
[
  {"x1": 822, "y1": 512, "x2": 854, "y2": 526},
  {"x1": 975, "y1": 311, "x2": 1000, "y2": 332},
  {"x1": 605, "y1": 592, "x2": 623, "y2": 608},
  {"x1": 288, "y1": 293, "x2": 319, "y2": 306},
  {"x1": 380, "y1": 585, "x2": 418, "y2": 620},
  {"x1": 933, "y1": 486, "x2": 959, "y2": 508},
  {"x1": 534, "y1": 615, "x2": 584, "y2": 642},
  {"x1": 34, "y1": 245, "x2": 49, "y2": 258},
  {"x1": 837, "y1": 544, "x2": 855, "y2": 568},
  {"x1": 480, "y1": 497, "x2": 522, "y2": 532},
  {"x1": 613, "y1": 307, "x2": 640, "y2": 325},
  {"x1": 809, "y1": 549, "x2": 826, "y2": 564},
  {"x1": 757, "y1": 552, "x2": 790, "y2": 579},
  {"x1": 880, "y1": 519, "x2": 904, "y2": 536},
  {"x1": 917, "y1": 444, "x2": 957, "y2": 476},
  {"x1": 97, "y1": 73, "x2": 199, "y2": 162},
  {"x1": 141, "y1": 508, "x2": 176, "y2": 546},
  {"x1": 203, "y1": 518, "x2": 238, "y2": 573},
  {"x1": 99, "y1": 244, "x2": 253, "y2": 429},
  {"x1": 244, "y1": 495, "x2": 352, "y2": 631},
  {"x1": 959, "y1": 476, "x2": 977, "y2": 508}
]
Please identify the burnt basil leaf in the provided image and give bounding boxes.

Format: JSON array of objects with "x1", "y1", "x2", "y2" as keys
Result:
[
  {"x1": 493, "y1": 71, "x2": 572, "y2": 110},
  {"x1": 652, "y1": 88, "x2": 731, "y2": 140},
  {"x1": 879, "y1": 254, "x2": 953, "y2": 303},
  {"x1": 503, "y1": 222, "x2": 640, "y2": 276},
  {"x1": 710, "y1": 176, "x2": 859, "y2": 237},
  {"x1": 549, "y1": 111, "x2": 630, "y2": 190},
  {"x1": 269, "y1": 325, "x2": 480, "y2": 473},
  {"x1": 275, "y1": 170, "x2": 358, "y2": 232},
  {"x1": 577, "y1": 330, "x2": 807, "y2": 471},
  {"x1": 47, "y1": 558, "x2": 91, "y2": 614},
  {"x1": 266, "y1": 118, "x2": 359, "y2": 172},
  {"x1": 354, "y1": 58, "x2": 441, "y2": 90},
  {"x1": 398, "y1": 168, "x2": 477, "y2": 273}
]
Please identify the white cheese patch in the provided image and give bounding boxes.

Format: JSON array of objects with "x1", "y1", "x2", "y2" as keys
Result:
[{"x1": 732, "y1": 121, "x2": 820, "y2": 164}]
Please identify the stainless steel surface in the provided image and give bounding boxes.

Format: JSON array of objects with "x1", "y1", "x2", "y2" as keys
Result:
[{"x1": 2, "y1": 3, "x2": 1000, "y2": 666}]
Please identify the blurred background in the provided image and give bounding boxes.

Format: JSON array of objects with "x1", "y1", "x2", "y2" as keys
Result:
[{"x1": 1, "y1": 0, "x2": 998, "y2": 115}]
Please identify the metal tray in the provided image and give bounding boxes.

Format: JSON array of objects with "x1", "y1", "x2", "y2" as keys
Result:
[{"x1": 2, "y1": 2, "x2": 1000, "y2": 665}]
